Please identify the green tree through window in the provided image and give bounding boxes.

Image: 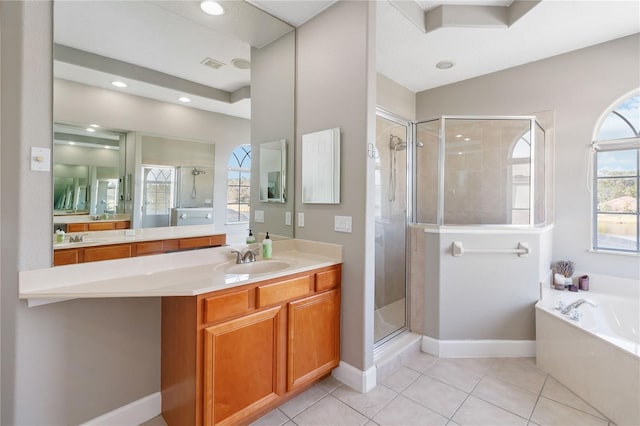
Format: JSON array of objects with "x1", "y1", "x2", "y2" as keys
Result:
[{"x1": 593, "y1": 93, "x2": 640, "y2": 253}]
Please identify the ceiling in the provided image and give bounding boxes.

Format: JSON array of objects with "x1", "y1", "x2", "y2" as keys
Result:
[{"x1": 54, "y1": 0, "x2": 640, "y2": 120}]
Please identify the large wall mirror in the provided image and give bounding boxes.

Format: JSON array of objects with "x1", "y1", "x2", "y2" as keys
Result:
[{"x1": 52, "y1": 0, "x2": 296, "y2": 255}]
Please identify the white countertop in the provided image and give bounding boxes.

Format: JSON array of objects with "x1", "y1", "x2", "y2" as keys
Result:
[
  {"x1": 20, "y1": 239, "x2": 342, "y2": 301},
  {"x1": 54, "y1": 224, "x2": 222, "y2": 249}
]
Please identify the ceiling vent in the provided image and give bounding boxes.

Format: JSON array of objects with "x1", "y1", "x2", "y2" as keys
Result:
[{"x1": 201, "y1": 57, "x2": 225, "y2": 70}]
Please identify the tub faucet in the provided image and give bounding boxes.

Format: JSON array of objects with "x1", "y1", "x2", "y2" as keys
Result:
[{"x1": 561, "y1": 299, "x2": 597, "y2": 315}]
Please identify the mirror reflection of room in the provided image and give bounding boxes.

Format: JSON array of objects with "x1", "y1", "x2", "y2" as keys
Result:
[
  {"x1": 51, "y1": 0, "x2": 295, "y2": 262},
  {"x1": 53, "y1": 123, "x2": 126, "y2": 220}
]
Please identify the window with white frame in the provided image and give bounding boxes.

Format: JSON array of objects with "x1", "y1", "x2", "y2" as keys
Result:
[
  {"x1": 593, "y1": 93, "x2": 639, "y2": 253},
  {"x1": 227, "y1": 145, "x2": 251, "y2": 223}
]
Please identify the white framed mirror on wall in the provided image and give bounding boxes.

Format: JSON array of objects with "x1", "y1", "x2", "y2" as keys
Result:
[
  {"x1": 259, "y1": 139, "x2": 287, "y2": 203},
  {"x1": 302, "y1": 127, "x2": 341, "y2": 204}
]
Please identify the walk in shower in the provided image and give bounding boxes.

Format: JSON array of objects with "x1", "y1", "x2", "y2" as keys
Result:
[
  {"x1": 374, "y1": 114, "x2": 550, "y2": 347},
  {"x1": 415, "y1": 116, "x2": 546, "y2": 226},
  {"x1": 374, "y1": 111, "x2": 410, "y2": 344}
]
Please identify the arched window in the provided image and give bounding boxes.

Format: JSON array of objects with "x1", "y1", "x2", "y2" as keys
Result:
[
  {"x1": 593, "y1": 92, "x2": 639, "y2": 253},
  {"x1": 510, "y1": 130, "x2": 531, "y2": 225},
  {"x1": 227, "y1": 145, "x2": 251, "y2": 223}
]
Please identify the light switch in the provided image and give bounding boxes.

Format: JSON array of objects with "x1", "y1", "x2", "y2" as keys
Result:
[
  {"x1": 285, "y1": 211, "x2": 292, "y2": 226},
  {"x1": 297, "y1": 212, "x2": 304, "y2": 227},
  {"x1": 254, "y1": 210, "x2": 265, "y2": 223},
  {"x1": 31, "y1": 147, "x2": 51, "y2": 172},
  {"x1": 334, "y1": 215, "x2": 352, "y2": 233}
]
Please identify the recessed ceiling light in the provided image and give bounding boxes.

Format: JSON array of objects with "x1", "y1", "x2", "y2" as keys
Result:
[
  {"x1": 111, "y1": 81, "x2": 127, "y2": 88},
  {"x1": 89, "y1": 124, "x2": 100, "y2": 128},
  {"x1": 86, "y1": 128, "x2": 96, "y2": 133},
  {"x1": 464, "y1": 138, "x2": 470, "y2": 141},
  {"x1": 436, "y1": 61, "x2": 455, "y2": 70},
  {"x1": 231, "y1": 58, "x2": 251, "y2": 70},
  {"x1": 104, "y1": 146, "x2": 111, "y2": 149},
  {"x1": 200, "y1": 1, "x2": 224, "y2": 16},
  {"x1": 455, "y1": 134, "x2": 462, "y2": 138},
  {"x1": 178, "y1": 96, "x2": 192, "y2": 103},
  {"x1": 68, "y1": 142, "x2": 75, "y2": 145}
]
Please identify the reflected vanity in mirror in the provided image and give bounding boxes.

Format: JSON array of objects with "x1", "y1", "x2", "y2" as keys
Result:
[
  {"x1": 259, "y1": 139, "x2": 286, "y2": 203},
  {"x1": 51, "y1": 0, "x2": 296, "y2": 265},
  {"x1": 302, "y1": 128, "x2": 341, "y2": 204}
]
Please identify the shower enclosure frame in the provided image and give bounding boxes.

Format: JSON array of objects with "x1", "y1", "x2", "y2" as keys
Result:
[
  {"x1": 374, "y1": 107, "x2": 414, "y2": 350},
  {"x1": 414, "y1": 115, "x2": 546, "y2": 228}
]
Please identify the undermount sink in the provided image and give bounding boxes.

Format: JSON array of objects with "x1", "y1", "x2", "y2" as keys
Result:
[{"x1": 222, "y1": 260, "x2": 291, "y2": 275}]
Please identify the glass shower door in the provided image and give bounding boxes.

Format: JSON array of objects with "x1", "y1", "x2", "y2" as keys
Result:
[{"x1": 374, "y1": 111, "x2": 409, "y2": 345}]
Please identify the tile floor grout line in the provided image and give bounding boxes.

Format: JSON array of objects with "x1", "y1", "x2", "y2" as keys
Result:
[{"x1": 528, "y1": 373, "x2": 549, "y2": 422}]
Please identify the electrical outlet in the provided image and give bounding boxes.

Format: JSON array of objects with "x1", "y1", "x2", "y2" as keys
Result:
[
  {"x1": 334, "y1": 215, "x2": 352, "y2": 233},
  {"x1": 285, "y1": 211, "x2": 292, "y2": 226},
  {"x1": 297, "y1": 212, "x2": 304, "y2": 227},
  {"x1": 254, "y1": 210, "x2": 265, "y2": 223}
]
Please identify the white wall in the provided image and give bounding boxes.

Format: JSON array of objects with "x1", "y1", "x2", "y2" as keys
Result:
[
  {"x1": 296, "y1": 1, "x2": 376, "y2": 371},
  {"x1": 416, "y1": 34, "x2": 640, "y2": 280},
  {"x1": 377, "y1": 73, "x2": 416, "y2": 121},
  {"x1": 55, "y1": 78, "x2": 250, "y2": 238}
]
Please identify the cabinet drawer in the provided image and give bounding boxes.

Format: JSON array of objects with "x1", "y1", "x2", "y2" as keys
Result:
[
  {"x1": 179, "y1": 236, "x2": 213, "y2": 249},
  {"x1": 315, "y1": 267, "x2": 341, "y2": 292},
  {"x1": 203, "y1": 290, "x2": 250, "y2": 324},
  {"x1": 115, "y1": 221, "x2": 130, "y2": 229},
  {"x1": 256, "y1": 276, "x2": 311, "y2": 308},
  {"x1": 209, "y1": 234, "x2": 226, "y2": 247},
  {"x1": 67, "y1": 223, "x2": 88, "y2": 233},
  {"x1": 135, "y1": 241, "x2": 165, "y2": 256},
  {"x1": 88, "y1": 222, "x2": 116, "y2": 231},
  {"x1": 53, "y1": 249, "x2": 80, "y2": 266},
  {"x1": 83, "y1": 244, "x2": 132, "y2": 262},
  {"x1": 163, "y1": 239, "x2": 180, "y2": 252}
]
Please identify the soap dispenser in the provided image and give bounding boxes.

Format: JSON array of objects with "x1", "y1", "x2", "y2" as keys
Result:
[
  {"x1": 262, "y1": 232, "x2": 272, "y2": 259},
  {"x1": 246, "y1": 229, "x2": 256, "y2": 244}
]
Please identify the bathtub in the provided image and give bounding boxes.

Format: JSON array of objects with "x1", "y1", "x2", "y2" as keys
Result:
[{"x1": 536, "y1": 275, "x2": 639, "y2": 426}]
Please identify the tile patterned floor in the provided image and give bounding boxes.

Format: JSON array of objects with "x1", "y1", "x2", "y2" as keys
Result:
[{"x1": 141, "y1": 354, "x2": 613, "y2": 426}]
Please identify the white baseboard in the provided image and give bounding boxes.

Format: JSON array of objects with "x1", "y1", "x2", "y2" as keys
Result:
[
  {"x1": 332, "y1": 361, "x2": 376, "y2": 393},
  {"x1": 79, "y1": 392, "x2": 161, "y2": 426},
  {"x1": 422, "y1": 336, "x2": 536, "y2": 358}
]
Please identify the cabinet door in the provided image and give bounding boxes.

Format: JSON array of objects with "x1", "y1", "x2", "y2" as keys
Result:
[
  {"x1": 203, "y1": 306, "x2": 282, "y2": 426},
  {"x1": 53, "y1": 249, "x2": 80, "y2": 266},
  {"x1": 287, "y1": 289, "x2": 340, "y2": 391},
  {"x1": 88, "y1": 222, "x2": 116, "y2": 231},
  {"x1": 67, "y1": 223, "x2": 88, "y2": 232},
  {"x1": 83, "y1": 244, "x2": 132, "y2": 262}
]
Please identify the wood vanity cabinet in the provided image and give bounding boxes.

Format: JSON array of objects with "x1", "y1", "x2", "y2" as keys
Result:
[
  {"x1": 161, "y1": 264, "x2": 341, "y2": 426},
  {"x1": 66, "y1": 220, "x2": 130, "y2": 232},
  {"x1": 53, "y1": 234, "x2": 225, "y2": 266}
]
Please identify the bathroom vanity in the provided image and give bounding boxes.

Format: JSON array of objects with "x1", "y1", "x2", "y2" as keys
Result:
[
  {"x1": 53, "y1": 233, "x2": 226, "y2": 265},
  {"x1": 19, "y1": 239, "x2": 343, "y2": 425},
  {"x1": 162, "y1": 264, "x2": 341, "y2": 425}
]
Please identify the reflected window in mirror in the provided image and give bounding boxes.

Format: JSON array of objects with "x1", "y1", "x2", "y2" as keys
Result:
[
  {"x1": 141, "y1": 166, "x2": 176, "y2": 228},
  {"x1": 227, "y1": 145, "x2": 251, "y2": 223}
]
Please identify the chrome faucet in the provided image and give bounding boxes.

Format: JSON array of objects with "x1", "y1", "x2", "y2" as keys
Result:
[
  {"x1": 560, "y1": 299, "x2": 598, "y2": 315},
  {"x1": 69, "y1": 234, "x2": 87, "y2": 243},
  {"x1": 230, "y1": 247, "x2": 259, "y2": 264}
]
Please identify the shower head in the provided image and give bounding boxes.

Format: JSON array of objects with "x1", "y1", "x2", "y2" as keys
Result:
[
  {"x1": 192, "y1": 168, "x2": 206, "y2": 176},
  {"x1": 389, "y1": 135, "x2": 406, "y2": 151}
]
